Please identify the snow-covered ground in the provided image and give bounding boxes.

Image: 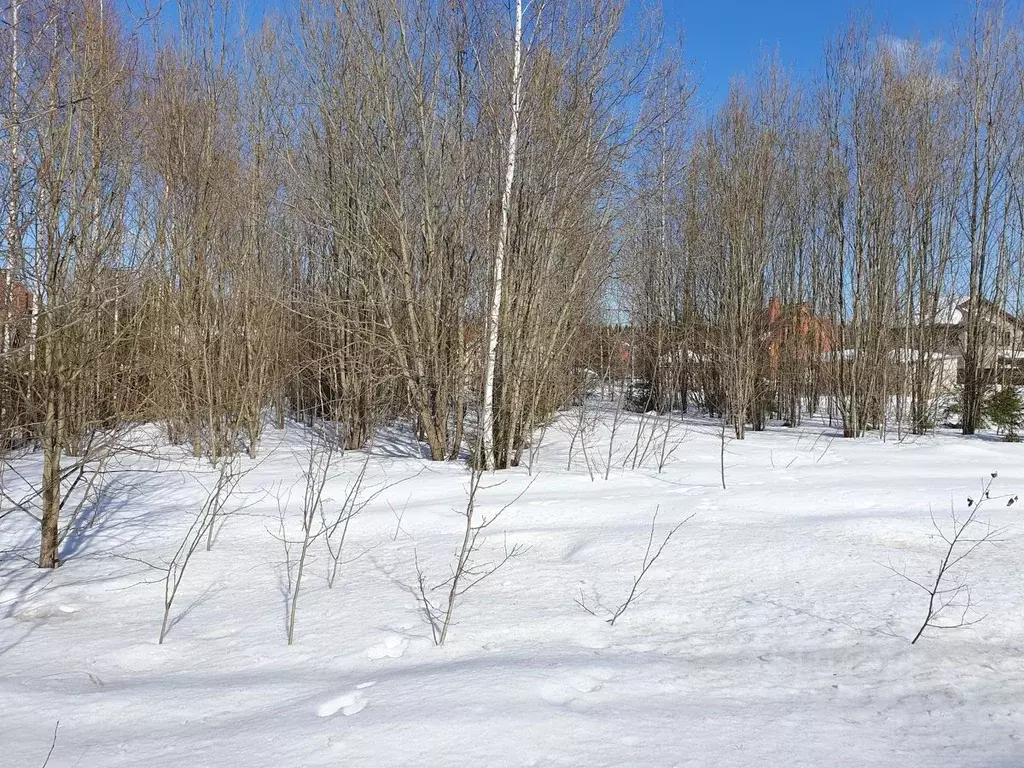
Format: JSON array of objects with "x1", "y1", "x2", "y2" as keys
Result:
[{"x1": 3, "y1": 412, "x2": 1024, "y2": 767}]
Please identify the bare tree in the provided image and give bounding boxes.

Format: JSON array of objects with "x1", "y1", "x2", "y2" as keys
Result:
[
  {"x1": 953, "y1": 4, "x2": 1020, "y2": 435},
  {"x1": 481, "y1": 0, "x2": 525, "y2": 470}
]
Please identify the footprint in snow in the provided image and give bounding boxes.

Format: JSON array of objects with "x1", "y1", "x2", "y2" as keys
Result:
[
  {"x1": 539, "y1": 669, "x2": 615, "y2": 707},
  {"x1": 197, "y1": 627, "x2": 239, "y2": 641},
  {"x1": 12, "y1": 603, "x2": 79, "y2": 622},
  {"x1": 317, "y1": 682, "x2": 375, "y2": 718},
  {"x1": 367, "y1": 635, "x2": 408, "y2": 660},
  {"x1": 561, "y1": 538, "x2": 594, "y2": 562}
]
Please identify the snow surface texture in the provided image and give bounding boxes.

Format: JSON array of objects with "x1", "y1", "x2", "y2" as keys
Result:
[{"x1": 3, "y1": 414, "x2": 1024, "y2": 767}]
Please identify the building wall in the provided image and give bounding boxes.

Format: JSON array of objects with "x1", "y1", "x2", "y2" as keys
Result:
[{"x1": 0, "y1": 271, "x2": 35, "y2": 351}]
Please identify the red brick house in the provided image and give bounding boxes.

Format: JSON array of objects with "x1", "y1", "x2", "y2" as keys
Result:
[
  {"x1": 763, "y1": 298, "x2": 836, "y2": 378},
  {"x1": 0, "y1": 269, "x2": 35, "y2": 351}
]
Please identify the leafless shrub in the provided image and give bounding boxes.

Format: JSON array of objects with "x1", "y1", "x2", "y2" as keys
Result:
[
  {"x1": 885, "y1": 474, "x2": 1015, "y2": 644},
  {"x1": 602, "y1": 385, "x2": 628, "y2": 481},
  {"x1": 159, "y1": 458, "x2": 248, "y2": 644},
  {"x1": 40, "y1": 720, "x2": 59, "y2": 768},
  {"x1": 625, "y1": 408, "x2": 688, "y2": 473},
  {"x1": 276, "y1": 425, "x2": 417, "y2": 642},
  {"x1": 414, "y1": 467, "x2": 531, "y2": 645},
  {"x1": 323, "y1": 453, "x2": 419, "y2": 589},
  {"x1": 655, "y1": 410, "x2": 687, "y2": 473},
  {"x1": 576, "y1": 507, "x2": 694, "y2": 626},
  {"x1": 564, "y1": 395, "x2": 599, "y2": 481},
  {"x1": 322, "y1": 449, "x2": 369, "y2": 589},
  {"x1": 285, "y1": 429, "x2": 334, "y2": 645}
]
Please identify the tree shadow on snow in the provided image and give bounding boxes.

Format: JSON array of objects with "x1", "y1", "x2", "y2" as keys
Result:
[{"x1": 59, "y1": 473, "x2": 190, "y2": 563}]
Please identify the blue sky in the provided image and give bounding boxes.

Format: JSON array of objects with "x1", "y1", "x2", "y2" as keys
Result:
[
  {"x1": 659, "y1": 0, "x2": 968, "y2": 110},
  {"x1": 124, "y1": 0, "x2": 978, "y2": 111}
]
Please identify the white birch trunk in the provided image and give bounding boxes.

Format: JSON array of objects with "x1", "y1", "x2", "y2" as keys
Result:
[
  {"x1": 481, "y1": 0, "x2": 524, "y2": 470},
  {"x1": 3, "y1": 0, "x2": 20, "y2": 356}
]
